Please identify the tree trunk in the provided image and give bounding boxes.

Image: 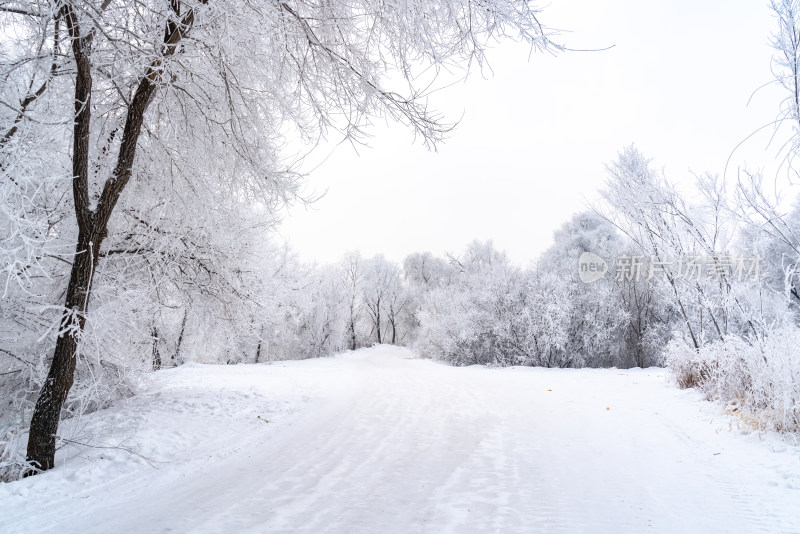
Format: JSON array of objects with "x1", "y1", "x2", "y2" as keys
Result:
[
  {"x1": 24, "y1": 0, "x2": 203, "y2": 474},
  {"x1": 174, "y1": 310, "x2": 187, "y2": 364},
  {"x1": 375, "y1": 302, "x2": 382, "y2": 344},
  {"x1": 389, "y1": 303, "x2": 396, "y2": 344},
  {"x1": 254, "y1": 324, "x2": 264, "y2": 363},
  {"x1": 669, "y1": 276, "x2": 699, "y2": 350},
  {"x1": 255, "y1": 338, "x2": 262, "y2": 363},
  {"x1": 26, "y1": 230, "x2": 100, "y2": 471},
  {"x1": 151, "y1": 325, "x2": 161, "y2": 371}
]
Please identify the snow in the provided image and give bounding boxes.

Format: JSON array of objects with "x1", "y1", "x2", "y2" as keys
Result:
[{"x1": 1, "y1": 346, "x2": 799, "y2": 533}]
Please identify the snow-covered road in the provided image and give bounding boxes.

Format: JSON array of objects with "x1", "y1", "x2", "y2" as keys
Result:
[{"x1": 2, "y1": 346, "x2": 799, "y2": 533}]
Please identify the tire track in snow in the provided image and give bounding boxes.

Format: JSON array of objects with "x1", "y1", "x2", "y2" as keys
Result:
[{"x1": 2, "y1": 347, "x2": 799, "y2": 534}]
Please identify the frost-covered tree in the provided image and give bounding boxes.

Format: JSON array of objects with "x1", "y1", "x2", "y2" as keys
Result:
[
  {"x1": 341, "y1": 252, "x2": 366, "y2": 351},
  {"x1": 771, "y1": 0, "x2": 800, "y2": 163},
  {"x1": 404, "y1": 252, "x2": 452, "y2": 290},
  {"x1": 537, "y1": 211, "x2": 629, "y2": 367},
  {"x1": 415, "y1": 241, "x2": 515, "y2": 364},
  {"x1": 603, "y1": 147, "x2": 723, "y2": 348},
  {"x1": 276, "y1": 265, "x2": 348, "y2": 360},
  {"x1": 383, "y1": 272, "x2": 408, "y2": 345},
  {"x1": 361, "y1": 255, "x2": 397, "y2": 344},
  {"x1": 415, "y1": 240, "x2": 573, "y2": 366},
  {"x1": 600, "y1": 143, "x2": 800, "y2": 429},
  {"x1": 2, "y1": 0, "x2": 558, "y2": 473},
  {"x1": 402, "y1": 252, "x2": 452, "y2": 343}
]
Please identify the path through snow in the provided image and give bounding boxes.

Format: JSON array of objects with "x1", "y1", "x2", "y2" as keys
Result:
[{"x1": 1, "y1": 346, "x2": 799, "y2": 533}]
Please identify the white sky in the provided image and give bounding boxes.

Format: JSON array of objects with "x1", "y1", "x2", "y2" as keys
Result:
[{"x1": 279, "y1": 0, "x2": 791, "y2": 267}]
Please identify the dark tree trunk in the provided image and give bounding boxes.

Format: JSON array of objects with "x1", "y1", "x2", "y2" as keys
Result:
[
  {"x1": 668, "y1": 275, "x2": 699, "y2": 350},
  {"x1": 349, "y1": 318, "x2": 357, "y2": 351},
  {"x1": 151, "y1": 325, "x2": 161, "y2": 371},
  {"x1": 25, "y1": 0, "x2": 204, "y2": 474},
  {"x1": 254, "y1": 324, "x2": 264, "y2": 363},
  {"x1": 389, "y1": 303, "x2": 396, "y2": 345},
  {"x1": 174, "y1": 310, "x2": 187, "y2": 364},
  {"x1": 26, "y1": 230, "x2": 101, "y2": 471},
  {"x1": 375, "y1": 300, "x2": 382, "y2": 344}
]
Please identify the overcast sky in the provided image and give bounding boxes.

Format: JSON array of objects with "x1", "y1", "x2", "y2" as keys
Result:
[{"x1": 279, "y1": 0, "x2": 790, "y2": 267}]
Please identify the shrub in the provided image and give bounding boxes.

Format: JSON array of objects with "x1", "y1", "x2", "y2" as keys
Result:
[{"x1": 666, "y1": 328, "x2": 800, "y2": 433}]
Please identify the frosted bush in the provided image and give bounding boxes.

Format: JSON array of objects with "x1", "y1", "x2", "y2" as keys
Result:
[
  {"x1": 0, "y1": 427, "x2": 31, "y2": 483},
  {"x1": 666, "y1": 328, "x2": 800, "y2": 433}
]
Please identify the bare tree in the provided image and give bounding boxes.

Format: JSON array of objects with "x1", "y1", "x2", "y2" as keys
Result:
[
  {"x1": 601, "y1": 147, "x2": 704, "y2": 349},
  {"x1": 339, "y1": 252, "x2": 363, "y2": 351},
  {"x1": 362, "y1": 256, "x2": 396, "y2": 344},
  {"x1": 384, "y1": 269, "x2": 408, "y2": 345}
]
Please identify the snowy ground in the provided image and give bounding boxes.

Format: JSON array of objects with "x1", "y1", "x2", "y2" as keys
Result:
[{"x1": 2, "y1": 346, "x2": 799, "y2": 534}]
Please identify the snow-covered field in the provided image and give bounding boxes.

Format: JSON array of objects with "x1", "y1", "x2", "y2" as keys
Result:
[{"x1": 1, "y1": 346, "x2": 799, "y2": 533}]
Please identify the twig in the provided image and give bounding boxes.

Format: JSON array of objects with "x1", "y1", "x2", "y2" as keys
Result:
[{"x1": 54, "y1": 436, "x2": 165, "y2": 469}]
